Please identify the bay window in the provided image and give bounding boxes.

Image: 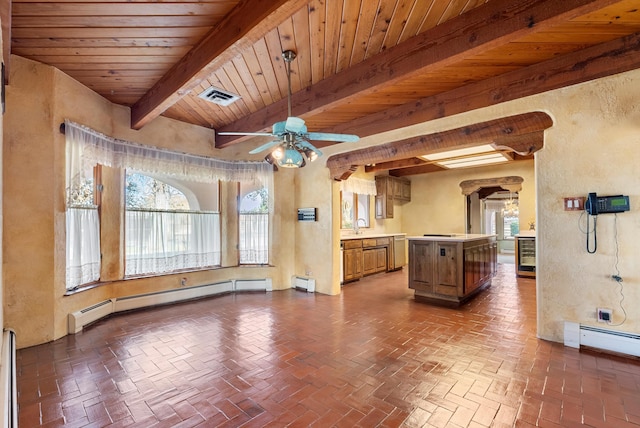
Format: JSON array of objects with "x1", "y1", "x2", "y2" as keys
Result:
[{"x1": 63, "y1": 120, "x2": 273, "y2": 289}]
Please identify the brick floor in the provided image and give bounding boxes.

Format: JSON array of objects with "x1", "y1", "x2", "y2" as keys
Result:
[{"x1": 17, "y1": 264, "x2": 640, "y2": 427}]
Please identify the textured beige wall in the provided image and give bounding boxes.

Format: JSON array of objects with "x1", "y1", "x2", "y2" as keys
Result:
[
  {"x1": 402, "y1": 160, "x2": 535, "y2": 236},
  {"x1": 534, "y1": 72, "x2": 640, "y2": 342},
  {"x1": 3, "y1": 56, "x2": 295, "y2": 348}
]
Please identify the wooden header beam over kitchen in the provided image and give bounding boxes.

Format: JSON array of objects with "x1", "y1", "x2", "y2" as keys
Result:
[{"x1": 326, "y1": 111, "x2": 553, "y2": 181}]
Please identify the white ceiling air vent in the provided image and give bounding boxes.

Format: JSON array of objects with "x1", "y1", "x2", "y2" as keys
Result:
[{"x1": 197, "y1": 86, "x2": 241, "y2": 106}]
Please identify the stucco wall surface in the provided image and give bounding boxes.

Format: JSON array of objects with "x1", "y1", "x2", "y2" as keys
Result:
[
  {"x1": 3, "y1": 56, "x2": 295, "y2": 348},
  {"x1": 402, "y1": 160, "x2": 536, "y2": 236}
]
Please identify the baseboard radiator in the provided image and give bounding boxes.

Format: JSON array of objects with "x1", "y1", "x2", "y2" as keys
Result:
[
  {"x1": 292, "y1": 275, "x2": 315, "y2": 292},
  {"x1": 69, "y1": 278, "x2": 272, "y2": 334},
  {"x1": 0, "y1": 330, "x2": 17, "y2": 428},
  {"x1": 564, "y1": 322, "x2": 640, "y2": 357}
]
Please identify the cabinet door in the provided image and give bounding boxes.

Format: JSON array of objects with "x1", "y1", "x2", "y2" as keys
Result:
[
  {"x1": 401, "y1": 180, "x2": 411, "y2": 201},
  {"x1": 464, "y1": 246, "x2": 480, "y2": 294},
  {"x1": 344, "y1": 248, "x2": 363, "y2": 281},
  {"x1": 375, "y1": 248, "x2": 387, "y2": 272},
  {"x1": 362, "y1": 249, "x2": 377, "y2": 275},
  {"x1": 409, "y1": 241, "x2": 434, "y2": 289},
  {"x1": 375, "y1": 195, "x2": 384, "y2": 219},
  {"x1": 435, "y1": 243, "x2": 458, "y2": 286},
  {"x1": 386, "y1": 195, "x2": 394, "y2": 217},
  {"x1": 393, "y1": 179, "x2": 403, "y2": 199}
]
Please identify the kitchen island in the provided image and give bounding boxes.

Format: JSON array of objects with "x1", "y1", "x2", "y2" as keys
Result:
[{"x1": 408, "y1": 234, "x2": 497, "y2": 306}]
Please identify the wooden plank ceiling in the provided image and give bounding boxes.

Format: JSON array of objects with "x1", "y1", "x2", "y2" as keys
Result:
[{"x1": 9, "y1": 0, "x2": 640, "y2": 178}]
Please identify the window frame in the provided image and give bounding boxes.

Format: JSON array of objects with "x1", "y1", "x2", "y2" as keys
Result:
[
  {"x1": 238, "y1": 183, "x2": 270, "y2": 265},
  {"x1": 123, "y1": 171, "x2": 222, "y2": 278},
  {"x1": 341, "y1": 191, "x2": 370, "y2": 230}
]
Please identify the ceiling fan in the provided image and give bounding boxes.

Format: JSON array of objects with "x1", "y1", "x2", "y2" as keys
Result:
[{"x1": 218, "y1": 50, "x2": 359, "y2": 168}]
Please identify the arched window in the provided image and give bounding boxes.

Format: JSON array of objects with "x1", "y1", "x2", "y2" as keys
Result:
[{"x1": 125, "y1": 172, "x2": 221, "y2": 276}]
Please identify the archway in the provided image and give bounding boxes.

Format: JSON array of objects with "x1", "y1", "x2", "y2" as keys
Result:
[{"x1": 460, "y1": 176, "x2": 524, "y2": 258}]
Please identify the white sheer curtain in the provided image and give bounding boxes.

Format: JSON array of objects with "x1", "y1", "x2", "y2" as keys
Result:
[
  {"x1": 65, "y1": 123, "x2": 101, "y2": 290},
  {"x1": 239, "y1": 213, "x2": 269, "y2": 264},
  {"x1": 66, "y1": 207, "x2": 101, "y2": 289},
  {"x1": 340, "y1": 177, "x2": 377, "y2": 195},
  {"x1": 64, "y1": 120, "x2": 273, "y2": 188},
  {"x1": 125, "y1": 210, "x2": 221, "y2": 276},
  {"x1": 65, "y1": 120, "x2": 274, "y2": 279}
]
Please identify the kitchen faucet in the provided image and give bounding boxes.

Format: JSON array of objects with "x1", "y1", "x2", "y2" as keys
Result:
[{"x1": 354, "y1": 218, "x2": 367, "y2": 234}]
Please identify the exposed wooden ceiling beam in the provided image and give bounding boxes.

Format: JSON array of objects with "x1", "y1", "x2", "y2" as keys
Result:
[
  {"x1": 332, "y1": 32, "x2": 640, "y2": 138},
  {"x1": 215, "y1": 0, "x2": 620, "y2": 148},
  {"x1": 389, "y1": 163, "x2": 446, "y2": 177},
  {"x1": 326, "y1": 112, "x2": 552, "y2": 180},
  {"x1": 365, "y1": 157, "x2": 429, "y2": 173},
  {"x1": 130, "y1": 0, "x2": 308, "y2": 130}
]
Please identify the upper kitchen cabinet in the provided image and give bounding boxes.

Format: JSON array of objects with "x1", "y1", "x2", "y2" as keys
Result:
[{"x1": 375, "y1": 176, "x2": 411, "y2": 219}]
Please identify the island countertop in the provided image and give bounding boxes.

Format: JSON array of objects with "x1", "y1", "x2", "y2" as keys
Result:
[{"x1": 407, "y1": 233, "x2": 496, "y2": 242}]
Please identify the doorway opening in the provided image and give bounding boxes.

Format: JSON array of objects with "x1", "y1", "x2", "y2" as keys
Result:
[{"x1": 460, "y1": 176, "x2": 524, "y2": 265}]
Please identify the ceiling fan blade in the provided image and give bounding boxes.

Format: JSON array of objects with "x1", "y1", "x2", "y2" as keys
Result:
[
  {"x1": 248, "y1": 140, "x2": 282, "y2": 154},
  {"x1": 218, "y1": 131, "x2": 274, "y2": 137},
  {"x1": 306, "y1": 132, "x2": 359, "y2": 143},
  {"x1": 296, "y1": 139, "x2": 323, "y2": 157},
  {"x1": 284, "y1": 116, "x2": 306, "y2": 133}
]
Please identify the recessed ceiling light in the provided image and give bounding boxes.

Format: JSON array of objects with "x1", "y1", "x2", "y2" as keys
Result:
[
  {"x1": 438, "y1": 153, "x2": 509, "y2": 169},
  {"x1": 421, "y1": 144, "x2": 496, "y2": 161}
]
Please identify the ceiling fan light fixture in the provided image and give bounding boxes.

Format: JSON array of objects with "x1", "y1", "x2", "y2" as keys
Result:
[
  {"x1": 271, "y1": 146, "x2": 284, "y2": 160},
  {"x1": 278, "y1": 148, "x2": 305, "y2": 168},
  {"x1": 303, "y1": 148, "x2": 318, "y2": 162}
]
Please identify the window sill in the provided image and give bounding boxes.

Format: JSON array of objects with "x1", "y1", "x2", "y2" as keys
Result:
[{"x1": 65, "y1": 264, "x2": 274, "y2": 295}]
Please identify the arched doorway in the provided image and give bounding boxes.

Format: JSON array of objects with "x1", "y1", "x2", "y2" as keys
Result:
[{"x1": 461, "y1": 176, "x2": 524, "y2": 261}]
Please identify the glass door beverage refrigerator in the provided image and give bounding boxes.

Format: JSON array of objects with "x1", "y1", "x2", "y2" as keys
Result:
[{"x1": 515, "y1": 235, "x2": 536, "y2": 278}]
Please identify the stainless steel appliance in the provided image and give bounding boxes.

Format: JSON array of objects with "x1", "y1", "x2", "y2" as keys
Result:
[{"x1": 393, "y1": 235, "x2": 406, "y2": 270}]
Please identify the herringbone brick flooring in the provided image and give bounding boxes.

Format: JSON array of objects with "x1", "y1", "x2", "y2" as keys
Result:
[{"x1": 16, "y1": 264, "x2": 640, "y2": 427}]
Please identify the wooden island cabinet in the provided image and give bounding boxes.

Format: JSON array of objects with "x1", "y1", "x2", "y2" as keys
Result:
[{"x1": 408, "y1": 234, "x2": 497, "y2": 306}]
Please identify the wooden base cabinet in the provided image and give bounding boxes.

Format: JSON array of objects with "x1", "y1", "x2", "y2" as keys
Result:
[
  {"x1": 342, "y1": 236, "x2": 395, "y2": 283},
  {"x1": 409, "y1": 236, "x2": 497, "y2": 306},
  {"x1": 343, "y1": 240, "x2": 363, "y2": 282}
]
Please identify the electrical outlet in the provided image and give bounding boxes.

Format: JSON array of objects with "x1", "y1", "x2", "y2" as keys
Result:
[{"x1": 597, "y1": 308, "x2": 612, "y2": 323}]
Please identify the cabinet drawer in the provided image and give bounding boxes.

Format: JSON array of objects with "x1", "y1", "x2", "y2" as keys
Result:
[
  {"x1": 362, "y1": 238, "x2": 377, "y2": 248},
  {"x1": 376, "y1": 237, "x2": 390, "y2": 246},
  {"x1": 342, "y1": 239, "x2": 362, "y2": 249}
]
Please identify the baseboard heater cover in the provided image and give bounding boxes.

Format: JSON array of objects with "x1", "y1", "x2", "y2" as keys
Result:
[
  {"x1": 564, "y1": 321, "x2": 640, "y2": 357},
  {"x1": 235, "y1": 278, "x2": 272, "y2": 292},
  {"x1": 113, "y1": 281, "x2": 234, "y2": 313},
  {"x1": 68, "y1": 299, "x2": 115, "y2": 334},
  {"x1": 292, "y1": 275, "x2": 316, "y2": 292},
  {"x1": 69, "y1": 278, "x2": 271, "y2": 334},
  {"x1": 0, "y1": 329, "x2": 17, "y2": 428}
]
